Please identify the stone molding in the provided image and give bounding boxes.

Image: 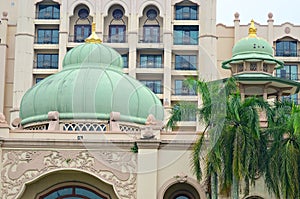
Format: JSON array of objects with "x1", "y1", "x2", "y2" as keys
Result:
[{"x1": 1, "y1": 149, "x2": 137, "y2": 199}]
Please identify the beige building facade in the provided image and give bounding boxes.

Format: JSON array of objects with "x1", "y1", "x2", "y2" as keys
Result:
[{"x1": 0, "y1": 0, "x2": 299, "y2": 199}]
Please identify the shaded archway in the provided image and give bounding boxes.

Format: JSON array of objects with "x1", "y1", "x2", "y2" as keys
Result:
[{"x1": 18, "y1": 170, "x2": 119, "y2": 199}]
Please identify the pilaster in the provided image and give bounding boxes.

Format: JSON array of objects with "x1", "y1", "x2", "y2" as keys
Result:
[
  {"x1": 136, "y1": 140, "x2": 160, "y2": 199},
  {"x1": 267, "y1": 12, "x2": 274, "y2": 46},
  {"x1": 0, "y1": 12, "x2": 8, "y2": 113},
  {"x1": 234, "y1": 12, "x2": 240, "y2": 43},
  {"x1": 11, "y1": 0, "x2": 35, "y2": 122}
]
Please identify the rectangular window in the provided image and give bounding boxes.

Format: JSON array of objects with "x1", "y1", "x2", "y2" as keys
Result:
[
  {"x1": 175, "y1": 80, "x2": 196, "y2": 95},
  {"x1": 175, "y1": 6, "x2": 197, "y2": 20},
  {"x1": 143, "y1": 25, "x2": 160, "y2": 43},
  {"x1": 174, "y1": 26, "x2": 198, "y2": 45},
  {"x1": 74, "y1": 25, "x2": 91, "y2": 42},
  {"x1": 140, "y1": 80, "x2": 162, "y2": 94},
  {"x1": 37, "y1": 4, "x2": 60, "y2": 19},
  {"x1": 121, "y1": 54, "x2": 128, "y2": 68},
  {"x1": 109, "y1": 25, "x2": 126, "y2": 43},
  {"x1": 36, "y1": 54, "x2": 58, "y2": 69},
  {"x1": 175, "y1": 55, "x2": 197, "y2": 70},
  {"x1": 275, "y1": 41, "x2": 297, "y2": 56},
  {"x1": 276, "y1": 65, "x2": 298, "y2": 80},
  {"x1": 140, "y1": 55, "x2": 162, "y2": 68},
  {"x1": 37, "y1": 29, "x2": 59, "y2": 44}
]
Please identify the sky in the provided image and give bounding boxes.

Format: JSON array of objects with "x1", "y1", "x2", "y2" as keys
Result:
[{"x1": 217, "y1": 0, "x2": 300, "y2": 25}]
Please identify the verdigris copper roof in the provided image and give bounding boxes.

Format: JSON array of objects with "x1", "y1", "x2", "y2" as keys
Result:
[
  {"x1": 20, "y1": 23, "x2": 163, "y2": 125},
  {"x1": 222, "y1": 20, "x2": 284, "y2": 69}
]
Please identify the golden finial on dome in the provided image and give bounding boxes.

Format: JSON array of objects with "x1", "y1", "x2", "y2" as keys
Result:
[
  {"x1": 85, "y1": 22, "x2": 102, "y2": 44},
  {"x1": 248, "y1": 19, "x2": 257, "y2": 38}
]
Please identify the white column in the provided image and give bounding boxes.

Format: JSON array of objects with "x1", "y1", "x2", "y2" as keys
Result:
[
  {"x1": 11, "y1": 0, "x2": 35, "y2": 121},
  {"x1": 163, "y1": 0, "x2": 172, "y2": 121},
  {"x1": 136, "y1": 141, "x2": 160, "y2": 199},
  {"x1": 59, "y1": 0, "x2": 68, "y2": 70},
  {"x1": 128, "y1": 5, "x2": 137, "y2": 78},
  {"x1": 0, "y1": 12, "x2": 8, "y2": 113},
  {"x1": 234, "y1": 12, "x2": 240, "y2": 43},
  {"x1": 267, "y1": 13, "x2": 274, "y2": 46},
  {"x1": 199, "y1": 0, "x2": 218, "y2": 81}
]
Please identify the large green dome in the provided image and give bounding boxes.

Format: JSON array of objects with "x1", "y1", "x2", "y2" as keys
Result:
[{"x1": 20, "y1": 42, "x2": 163, "y2": 125}]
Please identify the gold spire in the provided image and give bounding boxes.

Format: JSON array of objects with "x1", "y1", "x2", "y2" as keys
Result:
[
  {"x1": 85, "y1": 22, "x2": 102, "y2": 44},
  {"x1": 248, "y1": 19, "x2": 257, "y2": 38}
]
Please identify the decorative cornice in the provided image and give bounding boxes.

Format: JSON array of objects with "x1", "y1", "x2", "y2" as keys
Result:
[
  {"x1": 199, "y1": 34, "x2": 218, "y2": 39},
  {"x1": 15, "y1": 33, "x2": 34, "y2": 37}
]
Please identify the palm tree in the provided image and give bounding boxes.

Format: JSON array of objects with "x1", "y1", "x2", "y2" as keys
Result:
[
  {"x1": 264, "y1": 101, "x2": 300, "y2": 199},
  {"x1": 167, "y1": 78, "x2": 269, "y2": 199}
]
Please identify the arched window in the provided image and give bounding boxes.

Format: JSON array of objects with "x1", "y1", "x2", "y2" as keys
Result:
[
  {"x1": 246, "y1": 196, "x2": 264, "y2": 199},
  {"x1": 174, "y1": 1, "x2": 198, "y2": 20},
  {"x1": 275, "y1": 37, "x2": 298, "y2": 57},
  {"x1": 143, "y1": 7, "x2": 160, "y2": 43},
  {"x1": 36, "y1": 0, "x2": 60, "y2": 19},
  {"x1": 38, "y1": 185, "x2": 110, "y2": 199},
  {"x1": 163, "y1": 183, "x2": 200, "y2": 199},
  {"x1": 69, "y1": 5, "x2": 92, "y2": 43},
  {"x1": 74, "y1": 7, "x2": 91, "y2": 42},
  {"x1": 109, "y1": 8, "x2": 126, "y2": 43}
]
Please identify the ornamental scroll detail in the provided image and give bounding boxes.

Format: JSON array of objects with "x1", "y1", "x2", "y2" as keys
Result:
[{"x1": 1, "y1": 150, "x2": 137, "y2": 199}]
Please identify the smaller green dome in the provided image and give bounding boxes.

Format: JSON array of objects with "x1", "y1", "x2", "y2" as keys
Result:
[
  {"x1": 222, "y1": 20, "x2": 283, "y2": 69},
  {"x1": 232, "y1": 37, "x2": 273, "y2": 57}
]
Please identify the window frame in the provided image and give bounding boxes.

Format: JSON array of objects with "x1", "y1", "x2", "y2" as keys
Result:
[
  {"x1": 174, "y1": 25, "x2": 199, "y2": 45},
  {"x1": 37, "y1": 29, "x2": 59, "y2": 44},
  {"x1": 143, "y1": 25, "x2": 160, "y2": 43},
  {"x1": 174, "y1": 80, "x2": 196, "y2": 96},
  {"x1": 38, "y1": 185, "x2": 109, "y2": 199},
  {"x1": 175, "y1": 5, "x2": 198, "y2": 20},
  {"x1": 121, "y1": 54, "x2": 128, "y2": 68},
  {"x1": 37, "y1": 4, "x2": 60, "y2": 19},
  {"x1": 36, "y1": 54, "x2": 59, "y2": 69},
  {"x1": 140, "y1": 80, "x2": 162, "y2": 94},
  {"x1": 140, "y1": 54, "x2": 162, "y2": 68},
  {"x1": 109, "y1": 25, "x2": 126, "y2": 43},
  {"x1": 275, "y1": 40, "x2": 297, "y2": 57},
  {"x1": 175, "y1": 55, "x2": 197, "y2": 70},
  {"x1": 74, "y1": 24, "x2": 91, "y2": 43},
  {"x1": 276, "y1": 64, "x2": 298, "y2": 81}
]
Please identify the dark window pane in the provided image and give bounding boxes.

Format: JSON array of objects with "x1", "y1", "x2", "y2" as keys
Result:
[
  {"x1": 174, "y1": 26, "x2": 198, "y2": 45},
  {"x1": 175, "y1": 55, "x2": 197, "y2": 70},
  {"x1": 37, "y1": 4, "x2": 60, "y2": 19},
  {"x1": 74, "y1": 25, "x2": 91, "y2": 42},
  {"x1": 174, "y1": 80, "x2": 196, "y2": 95},
  {"x1": 175, "y1": 5, "x2": 198, "y2": 20},
  {"x1": 140, "y1": 55, "x2": 162, "y2": 68},
  {"x1": 143, "y1": 25, "x2": 160, "y2": 43},
  {"x1": 140, "y1": 80, "x2": 162, "y2": 94},
  {"x1": 121, "y1": 54, "x2": 128, "y2": 68},
  {"x1": 36, "y1": 54, "x2": 59, "y2": 69},
  {"x1": 37, "y1": 29, "x2": 59, "y2": 44},
  {"x1": 276, "y1": 65, "x2": 298, "y2": 80},
  {"x1": 276, "y1": 41, "x2": 297, "y2": 56},
  {"x1": 109, "y1": 25, "x2": 126, "y2": 43}
]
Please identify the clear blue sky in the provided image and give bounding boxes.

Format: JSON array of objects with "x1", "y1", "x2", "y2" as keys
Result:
[{"x1": 217, "y1": 0, "x2": 300, "y2": 25}]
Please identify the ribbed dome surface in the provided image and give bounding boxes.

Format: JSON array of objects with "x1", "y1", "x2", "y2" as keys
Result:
[
  {"x1": 232, "y1": 37, "x2": 273, "y2": 56},
  {"x1": 222, "y1": 21, "x2": 283, "y2": 69},
  {"x1": 63, "y1": 43, "x2": 123, "y2": 70},
  {"x1": 20, "y1": 43, "x2": 163, "y2": 125}
]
